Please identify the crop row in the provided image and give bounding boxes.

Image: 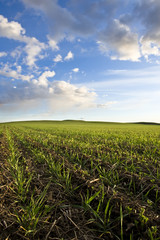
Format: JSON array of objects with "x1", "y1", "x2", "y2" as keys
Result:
[{"x1": 0, "y1": 122, "x2": 160, "y2": 239}]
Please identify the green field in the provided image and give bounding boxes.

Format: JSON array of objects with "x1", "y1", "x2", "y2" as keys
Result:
[{"x1": 0, "y1": 121, "x2": 160, "y2": 240}]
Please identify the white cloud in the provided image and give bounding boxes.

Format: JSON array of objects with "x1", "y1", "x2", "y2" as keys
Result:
[
  {"x1": 0, "y1": 52, "x2": 7, "y2": 57},
  {"x1": 72, "y1": 68, "x2": 79, "y2": 73},
  {"x1": 11, "y1": 46, "x2": 22, "y2": 60},
  {"x1": 0, "y1": 78, "x2": 97, "y2": 112},
  {"x1": 19, "y1": 0, "x2": 160, "y2": 63},
  {"x1": 49, "y1": 87, "x2": 54, "y2": 94},
  {"x1": 140, "y1": 38, "x2": 160, "y2": 61},
  {"x1": 98, "y1": 19, "x2": 141, "y2": 61},
  {"x1": 24, "y1": 37, "x2": 46, "y2": 66},
  {"x1": 47, "y1": 35, "x2": 59, "y2": 51},
  {"x1": 21, "y1": 0, "x2": 77, "y2": 43},
  {"x1": 20, "y1": 0, "x2": 120, "y2": 43},
  {"x1": 36, "y1": 70, "x2": 55, "y2": 87},
  {"x1": 0, "y1": 14, "x2": 25, "y2": 41},
  {"x1": 48, "y1": 81, "x2": 96, "y2": 110},
  {"x1": 16, "y1": 65, "x2": 22, "y2": 73},
  {"x1": 20, "y1": 0, "x2": 143, "y2": 63},
  {"x1": 53, "y1": 54, "x2": 62, "y2": 62},
  {"x1": 0, "y1": 15, "x2": 46, "y2": 66},
  {"x1": 0, "y1": 68, "x2": 19, "y2": 79},
  {"x1": 64, "y1": 51, "x2": 74, "y2": 61},
  {"x1": 133, "y1": 0, "x2": 160, "y2": 61},
  {"x1": 0, "y1": 64, "x2": 33, "y2": 81}
]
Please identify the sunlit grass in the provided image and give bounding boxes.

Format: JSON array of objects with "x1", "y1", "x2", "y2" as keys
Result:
[{"x1": 0, "y1": 120, "x2": 160, "y2": 239}]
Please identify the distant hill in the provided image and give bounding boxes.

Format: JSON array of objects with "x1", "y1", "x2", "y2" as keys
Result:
[
  {"x1": 134, "y1": 122, "x2": 160, "y2": 125},
  {"x1": 0, "y1": 120, "x2": 160, "y2": 125}
]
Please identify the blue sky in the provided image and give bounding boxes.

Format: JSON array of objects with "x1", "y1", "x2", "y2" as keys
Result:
[{"x1": 0, "y1": 0, "x2": 160, "y2": 123}]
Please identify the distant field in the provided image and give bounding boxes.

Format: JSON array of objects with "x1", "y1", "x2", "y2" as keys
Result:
[{"x1": 0, "y1": 121, "x2": 160, "y2": 239}]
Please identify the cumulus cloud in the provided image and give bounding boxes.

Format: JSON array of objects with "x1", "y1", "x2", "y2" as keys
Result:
[
  {"x1": 24, "y1": 37, "x2": 46, "y2": 66},
  {"x1": 64, "y1": 51, "x2": 74, "y2": 61},
  {"x1": 48, "y1": 81, "x2": 96, "y2": 110},
  {"x1": 11, "y1": 46, "x2": 22, "y2": 60},
  {"x1": 19, "y1": 0, "x2": 143, "y2": 62},
  {"x1": 53, "y1": 54, "x2": 62, "y2": 62},
  {"x1": 72, "y1": 68, "x2": 79, "y2": 73},
  {"x1": 0, "y1": 64, "x2": 33, "y2": 81},
  {"x1": 47, "y1": 35, "x2": 59, "y2": 51},
  {"x1": 20, "y1": 0, "x2": 120, "y2": 44},
  {"x1": 98, "y1": 19, "x2": 141, "y2": 61},
  {"x1": 0, "y1": 78, "x2": 97, "y2": 112},
  {"x1": 119, "y1": 0, "x2": 160, "y2": 61},
  {"x1": 18, "y1": 0, "x2": 160, "y2": 62},
  {"x1": 34, "y1": 70, "x2": 55, "y2": 87},
  {"x1": 0, "y1": 14, "x2": 25, "y2": 41},
  {"x1": 0, "y1": 52, "x2": 7, "y2": 57},
  {"x1": 0, "y1": 15, "x2": 46, "y2": 66},
  {"x1": 2, "y1": 0, "x2": 160, "y2": 69},
  {"x1": 21, "y1": 0, "x2": 75, "y2": 42},
  {"x1": 140, "y1": 38, "x2": 160, "y2": 61},
  {"x1": 16, "y1": 65, "x2": 22, "y2": 73},
  {"x1": 134, "y1": 0, "x2": 160, "y2": 60}
]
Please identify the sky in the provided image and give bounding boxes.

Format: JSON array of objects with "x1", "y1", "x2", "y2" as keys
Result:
[{"x1": 0, "y1": 0, "x2": 160, "y2": 123}]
